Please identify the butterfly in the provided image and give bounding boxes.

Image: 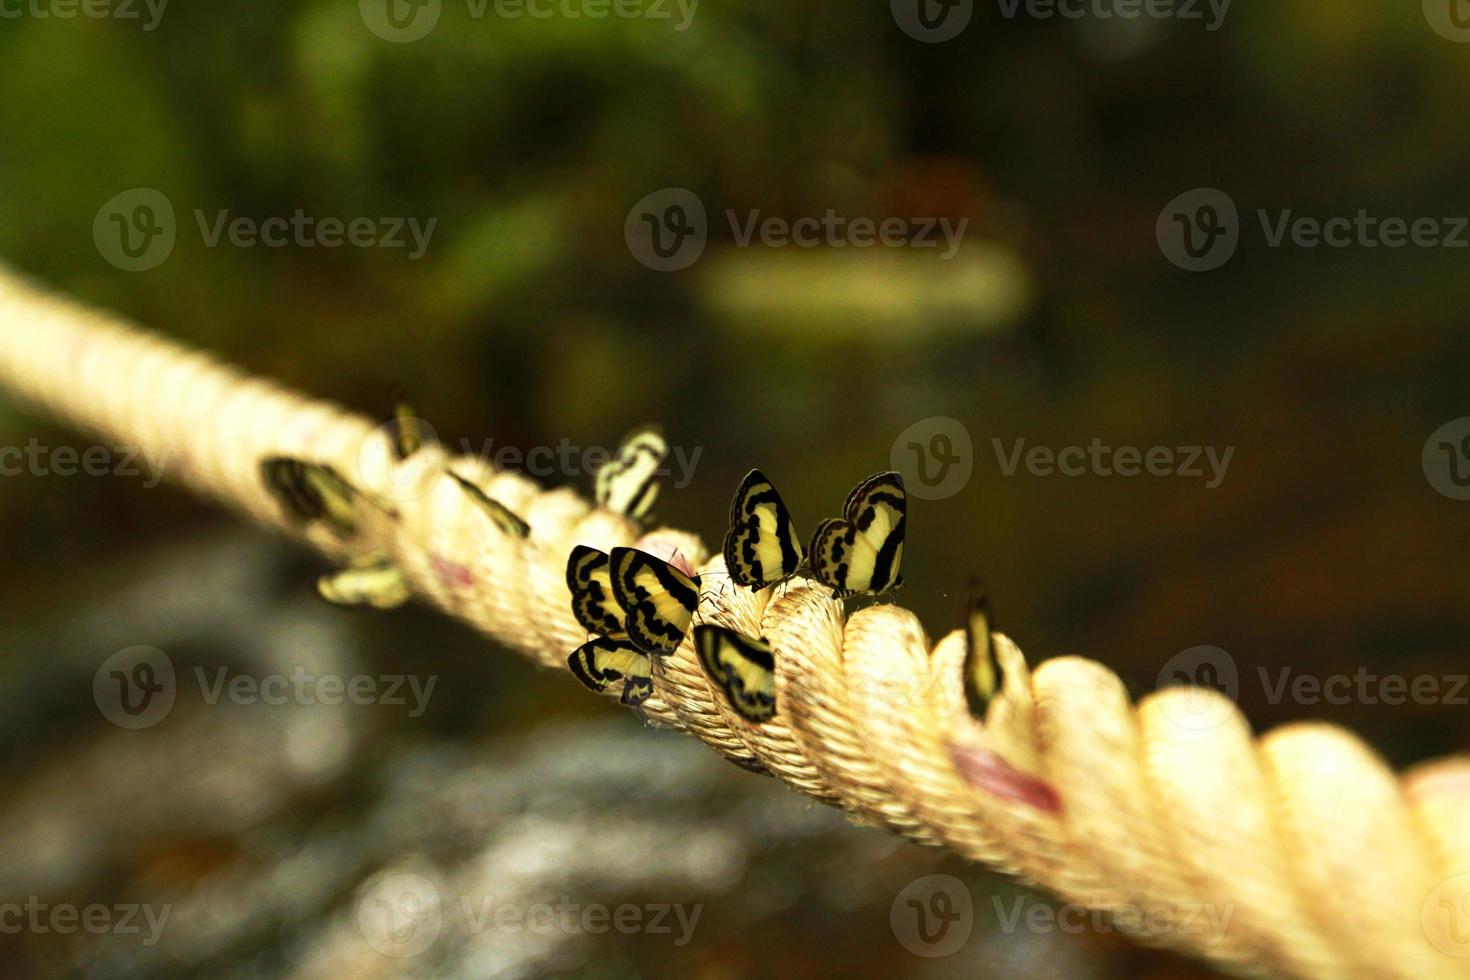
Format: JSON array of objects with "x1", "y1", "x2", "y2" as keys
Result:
[
  {"x1": 568, "y1": 636, "x2": 653, "y2": 707},
  {"x1": 963, "y1": 584, "x2": 1004, "y2": 718},
  {"x1": 564, "y1": 546, "x2": 652, "y2": 707},
  {"x1": 386, "y1": 388, "x2": 426, "y2": 462},
  {"x1": 596, "y1": 425, "x2": 667, "y2": 521},
  {"x1": 317, "y1": 554, "x2": 412, "y2": 610},
  {"x1": 722, "y1": 469, "x2": 804, "y2": 590},
  {"x1": 447, "y1": 471, "x2": 529, "y2": 538},
  {"x1": 694, "y1": 625, "x2": 776, "y2": 723},
  {"x1": 808, "y1": 471, "x2": 906, "y2": 597},
  {"x1": 609, "y1": 546, "x2": 701, "y2": 657},
  {"x1": 260, "y1": 457, "x2": 387, "y2": 539},
  {"x1": 565, "y1": 545, "x2": 628, "y2": 636}
]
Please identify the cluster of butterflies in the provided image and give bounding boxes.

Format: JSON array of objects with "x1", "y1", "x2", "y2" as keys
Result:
[
  {"x1": 568, "y1": 459, "x2": 1005, "y2": 726},
  {"x1": 259, "y1": 407, "x2": 1008, "y2": 727}
]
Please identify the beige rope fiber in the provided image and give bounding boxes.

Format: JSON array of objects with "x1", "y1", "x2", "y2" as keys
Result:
[{"x1": 0, "y1": 267, "x2": 1466, "y2": 978}]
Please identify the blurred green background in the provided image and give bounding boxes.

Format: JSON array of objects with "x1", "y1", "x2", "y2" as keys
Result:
[{"x1": 1, "y1": 2, "x2": 1468, "y2": 977}]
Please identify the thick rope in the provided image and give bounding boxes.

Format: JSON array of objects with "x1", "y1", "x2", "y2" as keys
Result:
[{"x1": 0, "y1": 268, "x2": 1465, "y2": 978}]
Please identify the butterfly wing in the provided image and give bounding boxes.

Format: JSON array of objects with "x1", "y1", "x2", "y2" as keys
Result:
[
  {"x1": 722, "y1": 469, "x2": 804, "y2": 589},
  {"x1": 387, "y1": 389, "x2": 425, "y2": 461},
  {"x1": 565, "y1": 545, "x2": 628, "y2": 636},
  {"x1": 596, "y1": 425, "x2": 667, "y2": 521},
  {"x1": 261, "y1": 457, "x2": 362, "y2": 538},
  {"x1": 963, "y1": 585, "x2": 1003, "y2": 717},
  {"x1": 567, "y1": 636, "x2": 652, "y2": 707},
  {"x1": 317, "y1": 557, "x2": 412, "y2": 609},
  {"x1": 807, "y1": 471, "x2": 906, "y2": 596},
  {"x1": 694, "y1": 625, "x2": 776, "y2": 722},
  {"x1": 609, "y1": 547, "x2": 701, "y2": 657},
  {"x1": 449, "y1": 472, "x2": 530, "y2": 538}
]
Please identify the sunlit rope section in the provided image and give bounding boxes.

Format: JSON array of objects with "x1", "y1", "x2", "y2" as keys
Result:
[{"x1": 0, "y1": 267, "x2": 1465, "y2": 979}]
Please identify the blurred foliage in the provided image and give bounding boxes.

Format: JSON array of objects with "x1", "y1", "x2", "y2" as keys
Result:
[{"x1": 1, "y1": 3, "x2": 1468, "y2": 977}]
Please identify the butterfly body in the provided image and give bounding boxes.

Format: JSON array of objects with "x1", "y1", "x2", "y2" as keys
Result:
[
  {"x1": 723, "y1": 469, "x2": 804, "y2": 590},
  {"x1": 568, "y1": 636, "x2": 653, "y2": 707},
  {"x1": 317, "y1": 555, "x2": 411, "y2": 609},
  {"x1": 448, "y1": 471, "x2": 530, "y2": 538},
  {"x1": 694, "y1": 625, "x2": 777, "y2": 722},
  {"x1": 808, "y1": 471, "x2": 906, "y2": 597},
  {"x1": 963, "y1": 585, "x2": 1004, "y2": 717},
  {"x1": 609, "y1": 546, "x2": 701, "y2": 657},
  {"x1": 261, "y1": 457, "x2": 365, "y2": 539},
  {"x1": 596, "y1": 426, "x2": 667, "y2": 521}
]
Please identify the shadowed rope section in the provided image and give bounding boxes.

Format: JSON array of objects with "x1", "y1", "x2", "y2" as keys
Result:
[{"x1": 0, "y1": 269, "x2": 1465, "y2": 978}]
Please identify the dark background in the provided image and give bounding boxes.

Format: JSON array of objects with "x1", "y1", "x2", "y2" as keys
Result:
[{"x1": 0, "y1": 2, "x2": 1467, "y2": 976}]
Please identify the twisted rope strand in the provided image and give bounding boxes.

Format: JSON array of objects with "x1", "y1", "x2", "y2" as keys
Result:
[{"x1": 0, "y1": 269, "x2": 1466, "y2": 979}]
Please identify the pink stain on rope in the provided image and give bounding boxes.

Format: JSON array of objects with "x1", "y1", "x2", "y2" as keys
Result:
[
  {"x1": 430, "y1": 553, "x2": 475, "y2": 589},
  {"x1": 948, "y1": 741, "x2": 1063, "y2": 816}
]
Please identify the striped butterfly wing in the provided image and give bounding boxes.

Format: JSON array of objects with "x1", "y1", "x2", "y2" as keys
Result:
[
  {"x1": 963, "y1": 585, "x2": 1004, "y2": 717},
  {"x1": 595, "y1": 425, "x2": 667, "y2": 521},
  {"x1": 260, "y1": 457, "x2": 362, "y2": 539},
  {"x1": 565, "y1": 545, "x2": 628, "y2": 636},
  {"x1": 448, "y1": 471, "x2": 530, "y2": 538},
  {"x1": 722, "y1": 469, "x2": 804, "y2": 589},
  {"x1": 808, "y1": 471, "x2": 906, "y2": 596},
  {"x1": 694, "y1": 625, "x2": 776, "y2": 722},
  {"x1": 317, "y1": 557, "x2": 412, "y2": 610},
  {"x1": 567, "y1": 636, "x2": 652, "y2": 707},
  {"x1": 609, "y1": 547, "x2": 701, "y2": 657}
]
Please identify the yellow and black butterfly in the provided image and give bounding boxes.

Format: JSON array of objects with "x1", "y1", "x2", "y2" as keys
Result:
[
  {"x1": 609, "y1": 546, "x2": 701, "y2": 657},
  {"x1": 261, "y1": 457, "x2": 385, "y2": 539},
  {"x1": 565, "y1": 545, "x2": 653, "y2": 706},
  {"x1": 963, "y1": 584, "x2": 1004, "y2": 718},
  {"x1": 694, "y1": 625, "x2": 776, "y2": 723},
  {"x1": 448, "y1": 471, "x2": 530, "y2": 538},
  {"x1": 568, "y1": 636, "x2": 653, "y2": 707},
  {"x1": 595, "y1": 425, "x2": 667, "y2": 521},
  {"x1": 317, "y1": 554, "x2": 412, "y2": 610},
  {"x1": 565, "y1": 545, "x2": 628, "y2": 636},
  {"x1": 386, "y1": 388, "x2": 426, "y2": 462},
  {"x1": 722, "y1": 469, "x2": 805, "y2": 590},
  {"x1": 808, "y1": 471, "x2": 906, "y2": 597}
]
